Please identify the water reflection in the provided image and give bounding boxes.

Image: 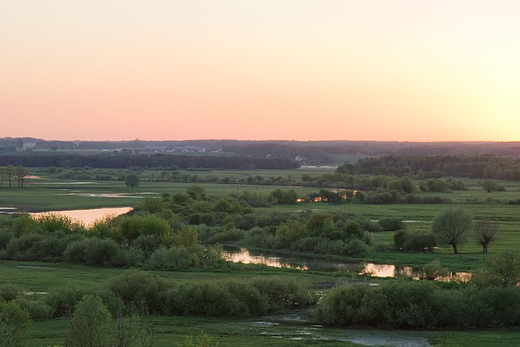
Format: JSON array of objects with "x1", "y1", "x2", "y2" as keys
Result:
[
  {"x1": 223, "y1": 247, "x2": 471, "y2": 283},
  {"x1": 224, "y1": 248, "x2": 309, "y2": 270},
  {"x1": 31, "y1": 207, "x2": 132, "y2": 227}
]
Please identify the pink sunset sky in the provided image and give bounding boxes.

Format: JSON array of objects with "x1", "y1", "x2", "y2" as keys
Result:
[{"x1": 1, "y1": 1, "x2": 520, "y2": 142}]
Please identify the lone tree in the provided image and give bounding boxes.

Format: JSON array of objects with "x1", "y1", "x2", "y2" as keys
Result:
[
  {"x1": 475, "y1": 217, "x2": 499, "y2": 253},
  {"x1": 431, "y1": 207, "x2": 472, "y2": 254},
  {"x1": 481, "y1": 179, "x2": 505, "y2": 193},
  {"x1": 488, "y1": 249, "x2": 520, "y2": 288},
  {"x1": 65, "y1": 295, "x2": 113, "y2": 347},
  {"x1": 125, "y1": 174, "x2": 140, "y2": 189}
]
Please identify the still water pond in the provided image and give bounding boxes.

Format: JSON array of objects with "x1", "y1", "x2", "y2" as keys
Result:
[
  {"x1": 223, "y1": 247, "x2": 471, "y2": 282},
  {"x1": 31, "y1": 207, "x2": 132, "y2": 226}
]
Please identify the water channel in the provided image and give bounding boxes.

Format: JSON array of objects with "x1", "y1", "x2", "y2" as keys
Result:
[{"x1": 223, "y1": 247, "x2": 471, "y2": 283}]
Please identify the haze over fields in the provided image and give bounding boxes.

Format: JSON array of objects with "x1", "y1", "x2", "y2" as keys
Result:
[{"x1": 2, "y1": 1, "x2": 520, "y2": 141}]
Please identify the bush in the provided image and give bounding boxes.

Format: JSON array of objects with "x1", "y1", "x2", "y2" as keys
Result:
[
  {"x1": 0, "y1": 284, "x2": 23, "y2": 301},
  {"x1": 63, "y1": 238, "x2": 120, "y2": 265},
  {"x1": 208, "y1": 229, "x2": 245, "y2": 244},
  {"x1": 394, "y1": 231, "x2": 437, "y2": 252},
  {"x1": 85, "y1": 238, "x2": 120, "y2": 265},
  {"x1": 164, "y1": 282, "x2": 236, "y2": 317},
  {"x1": 378, "y1": 217, "x2": 405, "y2": 231},
  {"x1": 132, "y1": 235, "x2": 160, "y2": 258},
  {"x1": 0, "y1": 230, "x2": 14, "y2": 249},
  {"x1": 13, "y1": 298, "x2": 53, "y2": 320},
  {"x1": 118, "y1": 215, "x2": 174, "y2": 244},
  {"x1": 108, "y1": 271, "x2": 169, "y2": 314},
  {"x1": 0, "y1": 299, "x2": 32, "y2": 347},
  {"x1": 147, "y1": 246, "x2": 196, "y2": 270},
  {"x1": 6, "y1": 233, "x2": 43, "y2": 259},
  {"x1": 45, "y1": 286, "x2": 89, "y2": 317}
]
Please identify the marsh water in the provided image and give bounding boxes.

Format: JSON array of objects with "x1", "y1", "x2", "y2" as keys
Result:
[
  {"x1": 223, "y1": 247, "x2": 471, "y2": 282},
  {"x1": 31, "y1": 207, "x2": 132, "y2": 226}
]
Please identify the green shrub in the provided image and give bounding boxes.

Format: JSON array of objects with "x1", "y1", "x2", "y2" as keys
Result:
[
  {"x1": 45, "y1": 286, "x2": 89, "y2": 317},
  {"x1": 63, "y1": 238, "x2": 120, "y2": 265},
  {"x1": 13, "y1": 297, "x2": 53, "y2": 320},
  {"x1": 147, "y1": 246, "x2": 196, "y2": 270},
  {"x1": 403, "y1": 232, "x2": 437, "y2": 252},
  {"x1": 132, "y1": 235, "x2": 160, "y2": 258},
  {"x1": 0, "y1": 299, "x2": 32, "y2": 347},
  {"x1": 0, "y1": 284, "x2": 23, "y2": 301},
  {"x1": 0, "y1": 230, "x2": 14, "y2": 249},
  {"x1": 118, "y1": 215, "x2": 173, "y2": 244},
  {"x1": 378, "y1": 217, "x2": 405, "y2": 231},
  {"x1": 208, "y1": 229, "x2": 245, "y2": 244},
  {"x1": 108, "y1": 271, "x2": 169, "y2": 315}
]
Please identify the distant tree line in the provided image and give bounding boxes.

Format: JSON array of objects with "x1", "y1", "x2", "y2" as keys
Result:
[
  {"x1": 338, "y1": 154, "x2": 520, "y2": 181},
  {"x1": 5, "y1": 137, "x2": 520, "y2": 157},
  {"x1": 0, "y1": 153, "x2": 299, "y2": 170}
]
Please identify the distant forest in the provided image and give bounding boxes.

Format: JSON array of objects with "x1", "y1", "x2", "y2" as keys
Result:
[
  {"x1": 1, "y1": 137, "x2": 520, "y2": 168},
  {"x1": 0, "y1": 153, "x2": 299, "y2": 170}
]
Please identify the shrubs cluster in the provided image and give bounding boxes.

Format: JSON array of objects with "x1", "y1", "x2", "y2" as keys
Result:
[
  {"x1": 315, "y1": 280, "x2": 520, "y2": 329},
  {"x1": 117, "y1": 273, "x2": 313, "y2": 317},
  {"x1": 0, "y1": 211, "x2": 225, "y2": 270},
  {"x1": 241, "y1": 213, "x2": 372, "y2": 256},
  {"x1": 1, "y1": 272, "x2": 314, "y2": 321},
  {"x1": 418, "y1": 178, "x2": 467, "y2": 192}
]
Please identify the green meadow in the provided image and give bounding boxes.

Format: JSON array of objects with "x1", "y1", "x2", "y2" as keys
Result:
[{"x1": 2, "y1": 167, "x2": 520, "y2": 346}]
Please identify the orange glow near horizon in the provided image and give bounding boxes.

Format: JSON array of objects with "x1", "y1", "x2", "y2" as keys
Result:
[{"x1": 1, "y1": 1, "x2": 520, "y2": 142}]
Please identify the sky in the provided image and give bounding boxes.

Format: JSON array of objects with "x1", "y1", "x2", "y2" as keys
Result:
[{"x1": 1, "y1": 0, "x2": 520, "y2": 142}]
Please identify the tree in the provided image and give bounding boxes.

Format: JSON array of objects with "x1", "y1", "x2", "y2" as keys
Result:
[
  {"x1": 0, "y1": 167, "x2": 5, "y2": 188},
  {"x1": 306, "y1": 213, "x2": 335, "y2": 237},
  {"x1": 0, "y1": 300, "x2": 31, "y2": 347},
  {"x1": 474, "y1": 218, "x2": 499, "y2": 253},
  {"x1": 487, "y1": 250, "x2": 520, "y2": 288},
  {"x1": 14, "y1": 166, "x2": 28, "y2": 188},
  {"x1": 276, "y1": 220, "x2": 308, "y2": 242},
  {"x1": 4, "y1": 165, "x2": 14, "y2": 188},
  {"x1": 125, "y1": 174, "x2": 140, "y2": 189},
  {"x1": 65, "y1": 294, "x2": 113, "y2": 347},
  {"x1": 481, "y1": 179, "x2": 505, "y2": 193},
  {"x1": 431, "y1": 207, "x2": 471, "y2": 254},
  {"x1": 66, "y1": 295, "x2": 155, "y2": 347},
  {"x1": 185, "y1": 185, "x2": 206, "y2": 201}
]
